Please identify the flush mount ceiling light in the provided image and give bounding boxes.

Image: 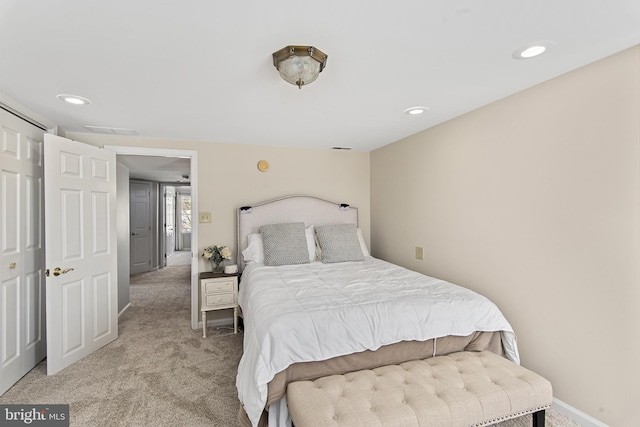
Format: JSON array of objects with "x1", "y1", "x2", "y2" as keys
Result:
[
  {"x1": 57, "y1": 94, "x2": 91, "y2": 105},
  {"x1": 404, "y1": 106, "x2": 430, "y2": 116},
  {"x1": 272, "y1": 45, "x2": 328, "y2": 89},
  {"x1": 512, "y1": 41, "x2": 554, "y2": 60}
]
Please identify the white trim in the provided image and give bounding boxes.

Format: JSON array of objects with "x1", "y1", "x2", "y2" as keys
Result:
[
  {"x1": 0, "y1": 91, "x2": 56, "y2": 131},
  {"x1": 104, "y1": 145, "x2": 199, "y2": 330},
  {"x1": 118, "y1": 303, "x2": 131, "y2": 317},
  {"x1": 552, "y1": 398, "x2": 609, "y2": 427}
]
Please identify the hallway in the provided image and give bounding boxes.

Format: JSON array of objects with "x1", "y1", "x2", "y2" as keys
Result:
[{"x1": 166, "y1": 250, "x2": 192, "y2": 266}]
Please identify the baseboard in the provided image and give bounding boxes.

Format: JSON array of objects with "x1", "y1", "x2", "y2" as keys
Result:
[
  {"x1": 118, "y1": 303, "x2": 131, "y2": 318},
  {"x1": 552, "y1": 398, "x2": 609, "y2": 427}
]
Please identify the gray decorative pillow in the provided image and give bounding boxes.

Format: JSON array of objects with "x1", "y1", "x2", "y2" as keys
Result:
[
  {"x1": 260, "y1": 222, "x2": 310, "y2": 266},
  {"x1": 315, "y1": 223, "x2": 365, "y2": 263}
]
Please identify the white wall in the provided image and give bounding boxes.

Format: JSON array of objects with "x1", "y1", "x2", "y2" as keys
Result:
[
  {"x1": 370, "y1": 45, "x2": 640, "y2": 426},
  {"x1": 116, "y1": 163, "x2": 130, "y2": 314}
]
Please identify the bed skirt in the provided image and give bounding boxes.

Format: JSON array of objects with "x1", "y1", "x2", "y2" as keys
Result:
[{"x1": 238, "y1": 331, "x2": 504, "y2": 427}]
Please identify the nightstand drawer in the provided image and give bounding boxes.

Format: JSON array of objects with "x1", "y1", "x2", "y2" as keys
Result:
[
  {"x1": 203, "y1": 279, "x2": 234, "y2": 294},
  {"x1": 204, "y1": 292, "x2": 234, "y2": 307}
]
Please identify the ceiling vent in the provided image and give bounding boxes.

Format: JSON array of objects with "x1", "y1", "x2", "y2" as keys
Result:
[{"x1": 84, "y1": 125, "x2": 138, "y2": 135}]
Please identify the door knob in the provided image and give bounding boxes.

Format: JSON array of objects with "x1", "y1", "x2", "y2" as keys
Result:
[
  {"x1": 131, "y1": 232, "x2": 139, "y2": 236},
  {"x1": 51, "y1": 267, "x2": 74, "y2": 276},
  {"x1": 9, "y1": 262, "x2": 16, "y2": 269}
]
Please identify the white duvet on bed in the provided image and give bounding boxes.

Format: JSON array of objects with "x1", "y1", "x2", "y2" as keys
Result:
[{"x1": 236, "y1": 257, "x2": 519, "y2": 427}]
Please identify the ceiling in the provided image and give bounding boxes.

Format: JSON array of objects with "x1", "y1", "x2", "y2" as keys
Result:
[
  {"x1": 1, "y1": 0, "x2": 639, "y2": 153},
  {"x1": 116, "y1": 155, "x2": 191, "y2": 183}
]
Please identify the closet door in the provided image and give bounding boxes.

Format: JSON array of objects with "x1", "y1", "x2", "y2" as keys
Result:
[{"x1": 0, "y1": 109, "x2": 46, "y2": 395}]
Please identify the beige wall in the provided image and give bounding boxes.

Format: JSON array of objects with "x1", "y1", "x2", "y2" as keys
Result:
[
  {"x1": 66, "y1": 134, "x2": 371, "y2": 274},
  {"x1": 371, "y1": 46, "x2": 640, "y2": 426},
  {"x1": 68, "y1": 46, "x2": 638, "y2": 424}
]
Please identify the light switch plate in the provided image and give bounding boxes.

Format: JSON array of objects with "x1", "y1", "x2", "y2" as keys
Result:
[
  {"x1": 415, "y1": 246, "x2": 424, "y2": 260},
  {"x1": 199, "y1": 212, "x2": 212, "y2": 223}
]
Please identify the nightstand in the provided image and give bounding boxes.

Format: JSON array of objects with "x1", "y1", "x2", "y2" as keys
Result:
[{"x1": 199, "y1": 272, "x2": 239, "y2": 337}]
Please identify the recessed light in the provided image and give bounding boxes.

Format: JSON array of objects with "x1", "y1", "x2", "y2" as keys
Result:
[
  {"x1": 57, "y1": 94, "x2": 91, "y2": 105},
  {"x1": 521, "y1": 45, "x2": 546, "y2": 58},
  {"x1": 512, "y1": 41, "x2": 554, "y2": 60},
  {"x1": 404, "y1": 106, "x2": 429, "y2": 116}
]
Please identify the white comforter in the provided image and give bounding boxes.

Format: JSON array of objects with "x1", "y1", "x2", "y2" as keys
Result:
[{"x1": 236, "y1": 257, "x2": 519, "y2": 427}]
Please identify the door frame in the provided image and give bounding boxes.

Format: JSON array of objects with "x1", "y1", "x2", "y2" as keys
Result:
[{"x1": 104, "y1": 146, "x2": 199, "y2": 330}]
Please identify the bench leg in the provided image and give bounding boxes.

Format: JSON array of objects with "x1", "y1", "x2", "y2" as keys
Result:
[{"x1": 532, "y1": 410, "x2": 545, "y2": 427}]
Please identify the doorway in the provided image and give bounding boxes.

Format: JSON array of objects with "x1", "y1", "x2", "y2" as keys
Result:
[
  {"x1": 130, "y1": 180, "x2": 153, "y2": 274},
  {"x1": 162, "y1": 184, "x2": 192, "y2": 267},
  {"x1": 105, "y1": 146, "x2": 200, "y2": 330}
]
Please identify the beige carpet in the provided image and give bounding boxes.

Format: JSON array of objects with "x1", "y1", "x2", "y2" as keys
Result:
[
  {"x1": 0, "y1": 266, "x2": 579, "y2": 427},
  {"x1": 0, "y1": 266, "x2": 243, "y2": 426}
]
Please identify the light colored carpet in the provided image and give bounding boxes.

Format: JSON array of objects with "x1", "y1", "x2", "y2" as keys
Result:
[
  {"x1": 0, "y1": 266, "x2": 579, "y2": 427},
  {"x1": 167, "y1": 250, "x2": 192, "y2": 266},
  {"x1": 1, "y1": 266, "x2": 243, "y2": 426}
]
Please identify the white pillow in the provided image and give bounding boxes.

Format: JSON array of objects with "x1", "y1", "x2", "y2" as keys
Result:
[
  {"x1": 357, "y1": 228, "x2": 370, "y2": 256},
  {"x1": 242, "y1": 225, "x2": 316, "y2": 264},
  {"x1": 242, "y1": 233, "x2": 264, "y2": 264},
  {"x1": 305, "y1": 225, "x2": 316, "y2": 261}
]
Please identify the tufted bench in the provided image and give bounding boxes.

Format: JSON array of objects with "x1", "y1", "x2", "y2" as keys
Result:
[{"x1": 286, "y1": 351, "x2": 552, "y2": 427}]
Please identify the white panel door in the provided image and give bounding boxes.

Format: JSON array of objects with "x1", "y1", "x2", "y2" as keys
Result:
[
  {"x1": 129, "y1": 181, "x2": 152, "y2": 274},
  {"x1": 44, "y1": 134, "x2": 117, "y2": 375},
  {"x1": 0, "y1": 110, "x2": 46, "y2": 395}
]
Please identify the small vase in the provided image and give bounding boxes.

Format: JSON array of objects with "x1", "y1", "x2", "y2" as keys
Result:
[{"x1": 211, "y1": 261, "x2": 223, "y2": 273}]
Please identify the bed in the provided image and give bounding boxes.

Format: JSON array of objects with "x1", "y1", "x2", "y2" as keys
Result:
[{"x1": 235, "y1": 196, "x2": 519, "y2": 427}]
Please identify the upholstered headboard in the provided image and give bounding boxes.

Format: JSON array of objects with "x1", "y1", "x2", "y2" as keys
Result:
[{"x1": 236, "y1": 195, "x2": 358, "y2": 272}]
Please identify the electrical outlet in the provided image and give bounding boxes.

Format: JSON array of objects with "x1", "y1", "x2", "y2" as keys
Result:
[
  {"x1": 199, "y1": 212, "x2": 212, "y2": 223},
  {"x1": 415, "y1": 246, "x2": 424, "y2": 260}
]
